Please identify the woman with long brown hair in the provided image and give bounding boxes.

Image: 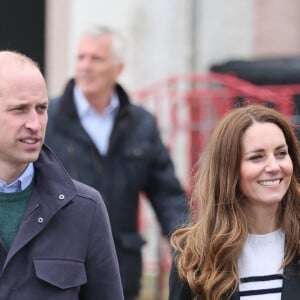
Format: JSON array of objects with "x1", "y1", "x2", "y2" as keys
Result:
[{"x1": 169, "y1": 104, "x2": 300, "y2": 299}]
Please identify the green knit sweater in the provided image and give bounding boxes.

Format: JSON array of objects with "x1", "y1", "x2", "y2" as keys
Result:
[{"x1": 0, "y1": 180, "x2": 34, "y2": 250}]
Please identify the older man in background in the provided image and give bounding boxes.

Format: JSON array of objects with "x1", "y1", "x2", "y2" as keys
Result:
[{"x1": 46, "y1": 25, "x2": 188, "y2": 300}]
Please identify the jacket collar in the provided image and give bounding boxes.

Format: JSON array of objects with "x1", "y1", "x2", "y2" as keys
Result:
[
  {"x1": 1, "y1": 145, "x2": 76, "y2": 272},
  {"x1": 55, "y1": 79, "x2": 133, "y2": 154},
  {"x1": 281, "y1": 258, "x2": 300, "y2": 300},
  {"x1": 58, "y1": 79, "x2": 131, "y2": 118},
  {"x1": 31, "y1": 144, "x2": 76, "y2": 212}
]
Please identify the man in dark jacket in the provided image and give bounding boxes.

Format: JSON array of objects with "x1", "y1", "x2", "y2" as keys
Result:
[
  {"x1": 0, "y1": 50, "x2": 123, "y2": 299},
  {"x1": 45, "y1": 25, "x2": 188, "y2": 300}
]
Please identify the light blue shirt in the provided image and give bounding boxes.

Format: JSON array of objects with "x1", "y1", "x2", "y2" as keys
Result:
[
  {"x1": 73, "y1": 86, "x2": 119, "y2": 155},
  {"x1": 0, "y1": 163, "x2": 34, "y2": 193}
]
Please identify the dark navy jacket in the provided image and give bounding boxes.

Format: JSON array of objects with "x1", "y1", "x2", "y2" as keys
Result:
[
  {"x1": 0, "y1": 145, "x2": 123, "y2": 300},
  {"x1": 45, "y1": 79, "x2": 188, "y2": 296},
  {"x1": 169, "y1": 256, "x2": 300, "y2": 300}
]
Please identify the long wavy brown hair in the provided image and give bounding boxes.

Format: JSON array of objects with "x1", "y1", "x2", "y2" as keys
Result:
[{"x1": 171, "y1": 104, "x2": 300, "y2": 299}]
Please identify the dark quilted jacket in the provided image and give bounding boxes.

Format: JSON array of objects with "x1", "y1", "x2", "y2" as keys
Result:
[{"x1": 45, "y1": 79, "x2": 188, "y2": 296}]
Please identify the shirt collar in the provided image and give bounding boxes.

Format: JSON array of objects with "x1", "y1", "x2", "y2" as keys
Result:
[
  {"x1": 19, "y1": 162, "x2": 35, "y2": 190},
  {"x1": 73, "y1": 85, "x2": 119, "y2": 118}
]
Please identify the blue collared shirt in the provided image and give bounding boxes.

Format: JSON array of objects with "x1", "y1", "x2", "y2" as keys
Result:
[
  {"x1": 0, "y1": 163, "x2": 34, "y2": 193},
  {"x1": 73, "y1": 86, "x2": 119, "y2": 155}
]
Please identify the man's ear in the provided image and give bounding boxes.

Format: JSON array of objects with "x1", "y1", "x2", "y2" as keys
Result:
[{"x1": 116, "y1": 62, "x2": 124, "y2": 76}]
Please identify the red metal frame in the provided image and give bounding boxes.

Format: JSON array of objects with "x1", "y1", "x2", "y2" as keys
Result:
[{"x1": 133, "y1": 72, "x2": 295, "y2": 180}]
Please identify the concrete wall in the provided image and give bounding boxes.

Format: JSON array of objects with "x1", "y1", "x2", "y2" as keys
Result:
[
  {"x1": 45, "y1": 0, "x2": 300, "y2": 97},
  {"x1": 46, "y1": 0, "x2": 194, "y2": 97},
  {"x1": 45, "y1": 0, "x2": 70, "y2": 98},
  {"x1": 197, "y1": 0, "x2": 254, "y2": 70},
  {"x1": 254, "y1": 0, "x2": 300, "y2": 56}
]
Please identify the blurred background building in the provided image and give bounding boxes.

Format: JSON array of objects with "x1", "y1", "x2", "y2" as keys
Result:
[
  {"x1": 49, "y1": 0, "x2": 300, "y2": 98},
  {"x1": 1, "y1": 0, "x2": 300, "y2": 96},
  {"x1": 1, "y1": 0, "x2": 300, "y2": 298}
]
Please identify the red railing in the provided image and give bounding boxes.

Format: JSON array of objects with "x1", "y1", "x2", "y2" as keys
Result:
[{"x1": 132, "y1": 72, "x2": 295, "y2": 183}]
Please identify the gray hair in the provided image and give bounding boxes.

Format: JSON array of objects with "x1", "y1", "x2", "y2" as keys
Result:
[{"x1": 81, "y1": 25, "x2": 126, "y2": 63}]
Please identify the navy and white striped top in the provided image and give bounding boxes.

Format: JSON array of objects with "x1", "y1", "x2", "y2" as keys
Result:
[{"x1": 238, "y1": 228, "x2": 285, "y2": 299}]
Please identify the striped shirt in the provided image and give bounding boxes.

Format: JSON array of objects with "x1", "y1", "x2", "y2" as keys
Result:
[{"x1": 238, "y1": 228, "x2": 284, "y2": 299}]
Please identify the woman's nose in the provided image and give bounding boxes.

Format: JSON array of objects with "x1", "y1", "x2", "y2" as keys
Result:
[{"x1": 265, "y1": 156, "x2": 280, "y2": 172}]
